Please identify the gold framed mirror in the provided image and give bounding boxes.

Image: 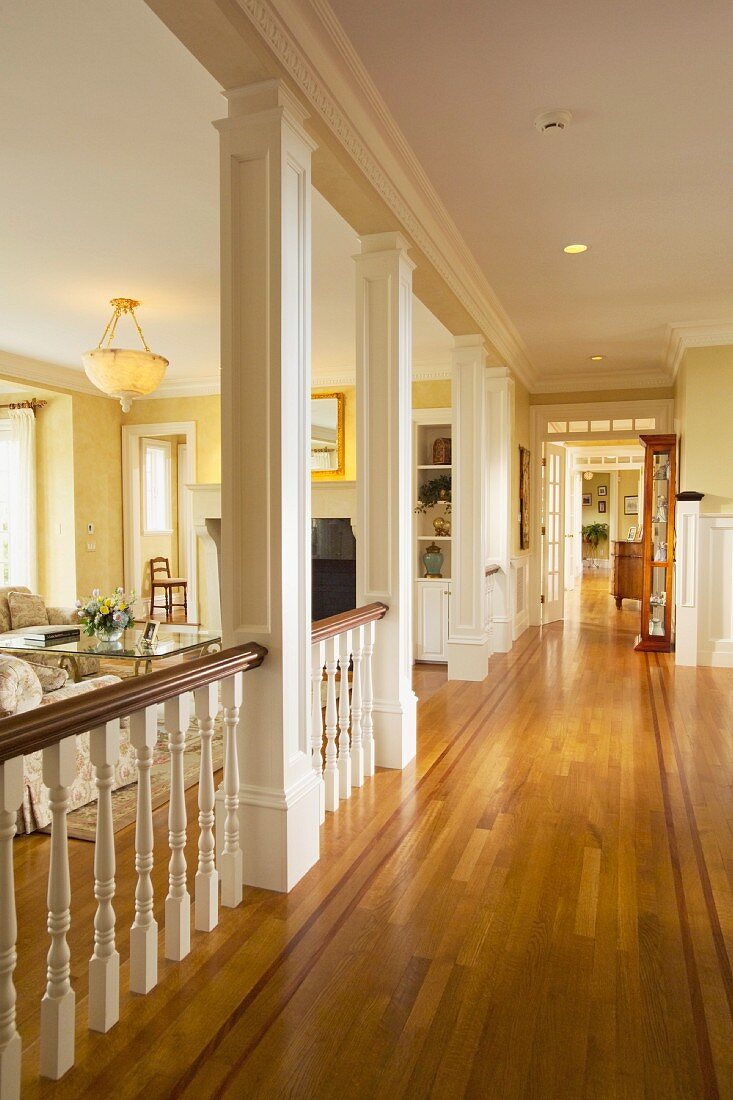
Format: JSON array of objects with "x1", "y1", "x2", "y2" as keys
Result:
[{"x1": 311, "y1": 392, "x2": 344, "y2": 478}]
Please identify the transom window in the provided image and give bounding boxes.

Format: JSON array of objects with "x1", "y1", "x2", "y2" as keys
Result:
[{"x1": 142, "y1": 438, "x2": 172, "y2": 534}]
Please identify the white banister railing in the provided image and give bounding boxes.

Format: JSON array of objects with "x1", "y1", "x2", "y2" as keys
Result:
[
  {"x1": 310, "y1": 603, "x2": 388, "y2": 816},
  {"x1": 0, "y1": 641, "x2": 266, "y2": 1099}
]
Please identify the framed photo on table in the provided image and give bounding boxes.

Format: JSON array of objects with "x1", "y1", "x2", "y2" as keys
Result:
[
  {"x1": 627, "y1": 526, "x2": 637, "y2": 541},
  {"x1": 141, "y1": 620, "x2": 159, "y2": 646}
]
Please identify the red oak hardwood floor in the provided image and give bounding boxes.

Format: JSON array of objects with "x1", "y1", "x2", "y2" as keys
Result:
[{"x1": 14, "y1": 574, "x2": 733, "y2": 1098}]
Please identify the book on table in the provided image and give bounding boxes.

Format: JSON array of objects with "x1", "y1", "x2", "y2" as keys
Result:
[{"x1": 22, "y1": 627, "x2": 81, "y2": 644}]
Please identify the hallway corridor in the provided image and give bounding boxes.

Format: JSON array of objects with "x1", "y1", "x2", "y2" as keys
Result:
[{"x1": 17, "y1": 577, "x2": 733, "y2": 1098}]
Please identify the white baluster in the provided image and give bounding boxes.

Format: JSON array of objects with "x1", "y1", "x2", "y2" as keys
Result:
[
  {"x1": 194, "y1": 683, "x2": 219, "y2": 931},
  {"x1": 350, "y1": 626, "x2": 365, "y2": 788},
  {"x1": 88, "y1": 721, "x2": 120, "y2": 1033},
  {"x1": 311, "y1": 642, "x2": 326, "y2": 824},
  {"x1": 338, "y1": 630, "x2": 352, "y2": 799},
  {"x1": 362, "y1": 620, "x2": 375, "y2": 777},
  {"x1": 323, "y1": 638, "x2": 339, "y2": 812},
  {"x1": 0, "y1": 757, "x2": 23, "y2": 1100},
  {"x1": 220, "y1": 674, "x2": 243, "y2": 909},
  {"x1": 164, "y1": 694, "x2": 191, "y2": 962},
  {"x1": 40, "y1": 737, "x2": 77, "y2": 1080},
  {"x1": 129, "y1": 706, "x2": 159, "y2": 995}
]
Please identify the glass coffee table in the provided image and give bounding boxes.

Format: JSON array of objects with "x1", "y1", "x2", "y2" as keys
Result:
[{"x1": 0, "y1": 627, "x2": 221, "y2": 682}]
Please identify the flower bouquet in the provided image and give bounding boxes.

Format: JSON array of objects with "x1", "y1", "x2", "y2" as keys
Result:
[{"x1": 77, "y1": 587, "x2": 135, "y2": 642}]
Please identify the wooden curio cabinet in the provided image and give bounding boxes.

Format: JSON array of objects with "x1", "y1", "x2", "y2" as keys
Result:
[{"x1": 635, "y1": 434, "x2": 676, "y2": 652}]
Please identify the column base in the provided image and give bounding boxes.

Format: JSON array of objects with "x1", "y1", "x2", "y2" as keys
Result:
[
  {"x1": 0, "y1": 1032, "x2": 21, "y2": 1100},
  {"x1": 447, "y1": 638, "x2": 490, "y2": 682},
  {"x1": 491, "y1": 616, "x2": 512, "y2": 653},
  {"x1": 88, "y1": 951, "x2": 120, "y2": 1033},
  {"x1": 40, "y1": 989, "x2": 75, "y2": 1080},
  {"x1": 372, "y1": 692, "x2": 417, "y2": 769},
  {"x1": 217, "y1": 770, "x2": 321, "y2": 893},
  {"x1": 129, "y1": 921, "x2": 158, "y2": 994}
]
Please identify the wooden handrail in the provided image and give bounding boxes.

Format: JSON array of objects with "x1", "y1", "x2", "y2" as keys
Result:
[
  {"x1": 0, "y1": 642, "x2": 267, "y2": 764},
  {"x1": 311, "y1": 602, "x2": 388, "y2": 644}
]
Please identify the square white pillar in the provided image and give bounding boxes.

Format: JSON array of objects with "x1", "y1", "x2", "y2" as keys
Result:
[
  {"x1": 355, "y1": 233, "x2": 417, "y2": 768},
  {"x1": 448, "y1": 337, "x2": 491, "y2": 681},
  {"x1": 216, "y1": 80, "x2": 320, "y2": 892},
  {"x1": 485, "y1": 368, "x2": 515, "y2": 654}
]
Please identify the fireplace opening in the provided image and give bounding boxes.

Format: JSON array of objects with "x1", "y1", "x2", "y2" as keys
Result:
[{"x1": 312, "y1": 518, "x2": 356, "y2": 621}]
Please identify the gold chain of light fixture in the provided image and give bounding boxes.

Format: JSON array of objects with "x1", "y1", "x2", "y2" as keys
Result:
[{"x1": 96, "y1": 298, "x2": 151, "y2": 352}]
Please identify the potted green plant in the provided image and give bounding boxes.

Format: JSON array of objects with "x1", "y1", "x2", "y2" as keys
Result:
[
  {"x1": 581, "y1": 522, "x2": 609, "y2": 569},
  {"x1": 414, "y1": 474, "x2": 452, "y2": 514}
]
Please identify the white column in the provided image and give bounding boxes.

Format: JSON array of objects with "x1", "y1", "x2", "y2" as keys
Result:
[
  {"x1": 448, "y1": 337, "x2": 490, "y2": 681},
  {"x1": 675, "y1": 499, "x2": 701, "y2": 666},
  {"x1": 216, "y1": 79, "x2": 320, "y2": 892},
  {"x1": 484, "y1": 367, "x2": 514, "y2": 654},
  {"x1": 355, "y1": 233, "x2": 417, "y2": 768}
]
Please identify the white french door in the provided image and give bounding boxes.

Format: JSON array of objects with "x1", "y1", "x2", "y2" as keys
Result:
[{"x1": 542, "y1": 442, "x2": 566, "y2": 624}]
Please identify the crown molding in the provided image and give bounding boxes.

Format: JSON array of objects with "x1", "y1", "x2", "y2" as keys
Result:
[
  {"x1": 0, "y1": 349, "x2": 221, "y2": 400},
  {"x1": 664, "y1": 322, "x2": 733, "y2": 382},
  {"x1": 152, "y1": 376, "x2": 221, "y2": 398},
  {"x1": 233, "y1": 0, "x2": 537, "y2": 390},
  {"x1": 313, "y1": 366, "x2": 355, "y2": 387},
  {"x1": 0, "y1": 350, "x2": 97, "y2": 396}
]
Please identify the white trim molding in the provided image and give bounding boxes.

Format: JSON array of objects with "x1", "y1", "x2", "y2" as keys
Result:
[
  {"x1": 233, "y1": 0, "x2": 538, "y2": 390},
  {"x1": 665, "y1": 322, "x2": 733, "y2": 383}
]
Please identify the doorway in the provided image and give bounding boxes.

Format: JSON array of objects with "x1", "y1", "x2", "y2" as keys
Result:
[{"x1": 122, "y1": 421, "x2": 198, "y2": 622}]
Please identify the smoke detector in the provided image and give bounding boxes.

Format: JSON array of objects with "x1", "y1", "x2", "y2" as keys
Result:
[{"x1": 534, "y1": 109, "x2": 573, "y2": 133}]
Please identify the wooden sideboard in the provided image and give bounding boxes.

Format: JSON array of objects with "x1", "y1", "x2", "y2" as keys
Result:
[{"x1": 611, "y1": 541, "x2": 643, "y2": 609}]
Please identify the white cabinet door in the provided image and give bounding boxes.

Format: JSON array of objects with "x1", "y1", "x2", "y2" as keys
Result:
[{"x1": 416, "y1": 581, "x2": 449, "y2": 662}]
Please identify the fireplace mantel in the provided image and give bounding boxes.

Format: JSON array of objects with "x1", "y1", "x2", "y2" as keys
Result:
[{"x1": 187, "y1": 483, "x2": 221, "y2": 631}]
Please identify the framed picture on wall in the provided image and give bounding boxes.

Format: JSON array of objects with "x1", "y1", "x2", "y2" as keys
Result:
[
  {"x1": 519, "y1": 446, "x2": 530, "y2": 550},
  {"x1": 624, "y1": 494, "x2": 639, "y2": 515},
  {"x1": 598, "y1": 500, "x2": 607, "y2": 514},
  {"x1": 582, "y1": 492, "x2": 592, "y2": 507},
  {"x1": 597, "y1": 485, "x2": 607, "y2": 498}
]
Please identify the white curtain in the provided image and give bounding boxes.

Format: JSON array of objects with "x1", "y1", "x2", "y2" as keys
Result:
[{"x1": 8, "y1": 408, "x2": 37, "y2": 590}]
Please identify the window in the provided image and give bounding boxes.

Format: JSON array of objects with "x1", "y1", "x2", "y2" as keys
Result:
[
  {"x1": 142, "y1": 439, "x2": 172, "y2": 534},
  {"x1": 0, "y1": 422, "x2": 9, "y2": 583}
]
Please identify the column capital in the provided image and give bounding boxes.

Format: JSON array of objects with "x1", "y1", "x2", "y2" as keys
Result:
[
  {"x1": 356, "y1": 232, "x2": 414, "y2": 264},
  {"x1": 215, "y1": 79, "x2": 316, "y2": 150},
  {"x1": 452, "y1": 335, "x2": 487, "y2": 367}
]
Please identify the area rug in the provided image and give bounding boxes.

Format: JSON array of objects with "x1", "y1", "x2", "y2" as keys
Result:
[{"x1": 61, "y1": 715, "x2": 224, "y2": 842}]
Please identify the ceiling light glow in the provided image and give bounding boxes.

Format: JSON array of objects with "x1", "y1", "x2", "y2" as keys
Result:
[
  {"x1": 589, "y1": 355, "x2": 604, "y2": 361},
  {"x1": 563, "y1": 243, "x2": 588, "y2": 254}
]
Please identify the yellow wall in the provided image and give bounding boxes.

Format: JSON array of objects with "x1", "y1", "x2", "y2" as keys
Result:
[
  {"x1": 617, "y1": 470, "x2": 640, "y2": 536},
  {"x1": 530, "y1": 387, "x2": 674, "y2": 405},
  {"x1": 675, "y1": 347, "x2": 733, "y2": 512},
  {"x1": 412, "y1": 379, "x2": 451, "y2": 409},
  {"x1": 512, "y1": 378, "x2": 531, "y2": 557},
  {"x1": 71, "y1": 393, "x2": 123, "y2": 600}
]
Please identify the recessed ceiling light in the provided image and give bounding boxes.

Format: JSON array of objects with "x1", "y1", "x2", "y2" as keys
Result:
[
  {"x1": 589, "y1": 355, "x2": 604, "y2": 361},
  {"x1": 563, "y1": 243, "x2": 588, "y2": 254}
]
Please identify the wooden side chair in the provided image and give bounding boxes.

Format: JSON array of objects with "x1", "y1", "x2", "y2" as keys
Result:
[{"x1": 149, "y1": 556, "x2": 188, "y2": 621}]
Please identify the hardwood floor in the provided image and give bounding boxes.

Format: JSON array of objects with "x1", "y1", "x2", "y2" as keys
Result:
[{"x1": 14, "y1": 574, "x2": 733, "y2": 1098}]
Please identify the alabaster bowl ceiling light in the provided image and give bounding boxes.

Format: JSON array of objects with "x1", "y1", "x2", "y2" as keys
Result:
[{"x1": 82, "y1": 297, "x2": 168, "y2": 412}]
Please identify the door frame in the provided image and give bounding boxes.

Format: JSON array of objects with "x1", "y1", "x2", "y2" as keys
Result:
[
  {"x1": 529, "y1": 398, "x2": 673, "y2": 626},
  {"x1": 122, "y1": 421, "x2": 198, "y2": 620}
]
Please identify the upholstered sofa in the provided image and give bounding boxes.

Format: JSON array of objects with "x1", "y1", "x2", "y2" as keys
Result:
[
  {"x1": 0, "y1": 586, "x2": 101, "y2": 678},
  {"x1": 0, "y1": 653, "x2": 137, "y2": 834}
]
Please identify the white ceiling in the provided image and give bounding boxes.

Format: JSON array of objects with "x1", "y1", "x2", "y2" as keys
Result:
[
  {"x1": 329, "y1": 0, "x2": 733, "y2": 388},
  {"x1": 0, "y1": 0, "x2": 451, "y2": 390}
]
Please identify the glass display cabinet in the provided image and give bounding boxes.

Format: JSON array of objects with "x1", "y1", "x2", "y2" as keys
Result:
[{"x1": 635, "y1": 434, "x2": 676, "y2": 652}]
